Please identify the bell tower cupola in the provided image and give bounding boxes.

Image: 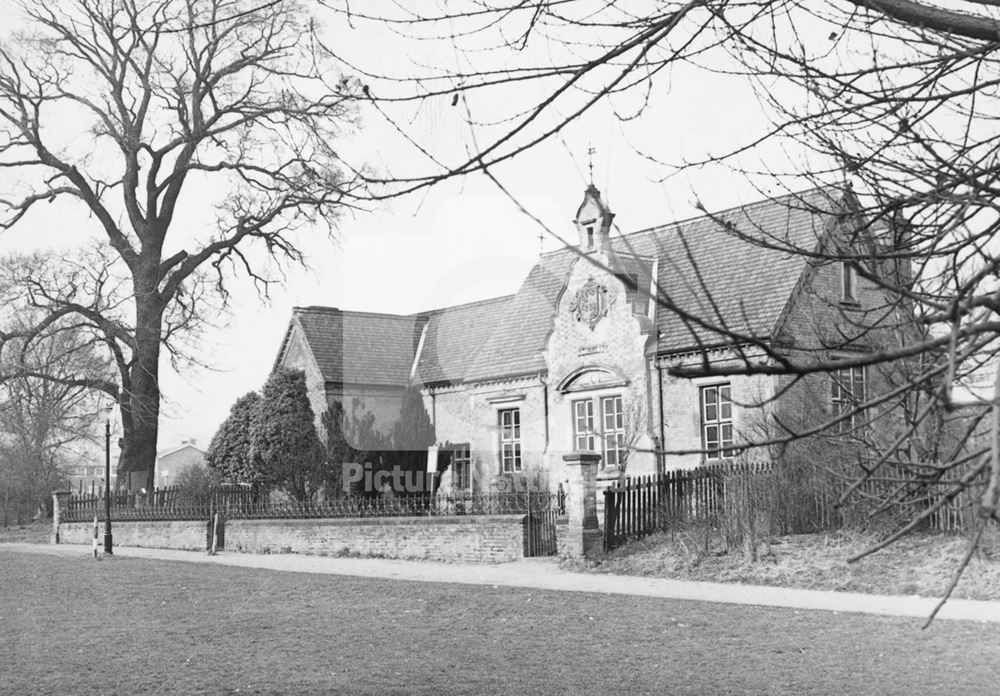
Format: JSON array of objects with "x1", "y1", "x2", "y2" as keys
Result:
[{"x1": 574, "y1": 184, "x2": 615, "y2": 253}]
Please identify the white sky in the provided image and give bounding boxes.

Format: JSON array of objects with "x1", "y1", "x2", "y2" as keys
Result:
[{"x1": 0, "y1": 2, "x2": 825, "y2": 452}]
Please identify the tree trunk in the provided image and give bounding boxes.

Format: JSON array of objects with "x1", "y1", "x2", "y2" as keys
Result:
[{"x1": 116, "y1": 277, "x2": 163, "y2": 493}]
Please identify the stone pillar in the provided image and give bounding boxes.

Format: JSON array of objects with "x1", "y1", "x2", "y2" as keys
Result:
[
  {"x1": 561, "y1": 452, "x2": 602, "y2": 558},
  {"x1": 51, "y1": 490, "x2": 72, "y2": 544}
]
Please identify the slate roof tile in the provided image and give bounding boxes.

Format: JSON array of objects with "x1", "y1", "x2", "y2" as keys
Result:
[
  {"x1": 462, "y1": 187, "x2": 839, "y2": 378},
  {"x1": 622, "y1": 186, "x2": 837, "y2": 352},
  {"x1": 293, "y1": 307, "x2": 425, "y2": 386},
  {"x1": 414, "y1": 295, "x2": 514, "y2": 385},
  {"x1": 461, "y1": 254, "x2": 575, "y2": 382}
]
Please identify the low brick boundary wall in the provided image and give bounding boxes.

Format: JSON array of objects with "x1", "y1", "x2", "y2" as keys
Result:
[
  {"x1": 58, "y1": 515, "x2": 528, "y2": 563},
  {"x1": 227, "y1": 516, "x2": 525, "y2": 562},
  {"x1": 59, "y1": 520, "x2": 208, "y2": 551}
]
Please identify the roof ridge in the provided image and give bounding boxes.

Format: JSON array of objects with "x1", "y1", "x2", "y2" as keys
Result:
[
  {"x1": 294, "y1": 306, "x2": 414, "y2": 320},
  {"x1": 623, "y1": 185, "x2": 838, "y2": 240},
  {"x1": 541, "y1": 185, "x2": 837, "y2": 259},
  {"x1": 411, "y1": 293, "x2": 514, "y2": 317},
  {"x1": 294, "y1": 294, "x2": 515, "y2": 320},
  {"x1": 293, "y1": 305, "x2": 340, "y2": 312},
  {"x1": 156, "y1": 443, "x2": 205, "y2": 458}
]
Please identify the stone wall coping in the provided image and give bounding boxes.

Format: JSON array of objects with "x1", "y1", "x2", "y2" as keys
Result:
[
  {"x1": 60, "y1": 514, "x2": 528, "y2": 530},
  {"x1": 225, "y1": 514, "x2": 527, "y2": 528}
]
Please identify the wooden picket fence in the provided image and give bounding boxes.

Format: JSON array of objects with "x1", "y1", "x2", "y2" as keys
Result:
[
  {"x1": 603, "y1": 462, "x2": 765, "y2": 551},
  {"x1": 603, "y1": 460, "x2": 986, "y2": 552}
]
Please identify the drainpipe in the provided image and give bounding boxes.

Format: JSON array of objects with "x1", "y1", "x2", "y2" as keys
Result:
[
  {"x1": 542, "y1": 374, "x2": 550, "y2": 448},
  {"x1": 657, "y1": 360, "x2": 666, "y2": 475}
]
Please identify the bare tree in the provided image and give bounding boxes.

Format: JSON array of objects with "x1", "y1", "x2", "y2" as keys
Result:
[
  {"x1": 0, "y1": 0, "x2": 361, "y2": 489},
  {"x1": 0, "y1": 305, "x2": 105, "y2": 525}
]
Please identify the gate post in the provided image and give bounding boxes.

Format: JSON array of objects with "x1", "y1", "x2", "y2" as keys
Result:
[
  {"x1": 51, "y1": 490, "x2": 72, "y2": 544},
  {"x1": 562, "y1": 452, "x2": 601, "y2": 559}
]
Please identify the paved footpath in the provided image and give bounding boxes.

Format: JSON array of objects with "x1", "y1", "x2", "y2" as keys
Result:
[{"x1": 5, "y1": 541, "x2": 1000, "y2": 623}]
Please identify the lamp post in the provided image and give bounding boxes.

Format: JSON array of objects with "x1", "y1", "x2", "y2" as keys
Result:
[{"x1": 104, "y1": 409, "x2": 113, "y2": 555}]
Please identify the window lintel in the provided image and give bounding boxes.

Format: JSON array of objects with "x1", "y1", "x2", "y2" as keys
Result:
[{"x1": 487, "y1": 394, "x2": 526, "y2": 404}]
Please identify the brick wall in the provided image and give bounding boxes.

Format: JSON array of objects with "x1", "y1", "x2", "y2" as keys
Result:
[
  {"x1": 327, "y1": 384, "x2": 408, "y2": 442},
  {"x1": 275, "y1": 321, "x2": 329, "y2": 436},
  {"x1": 430, "y1": 378, "x2": 549, "y2": 493},
  {"x1": 773, "y1": 232, "x2": 907, "y2": 438},
  {"x1": 58, "y1": 520, "x2": 208, "y2": 550},
  {"x1": 775, "y1": 233, "x2": 899, "y2": 353},
  {"x1": 56, "y1": 515, "x2": 528, "y2": 563},
  {"x1": 226, "y1": 515, "x2": 525, "y2": 562},
  {"x1": 658, "y1": 350, "x2": 778, "y2": 470}
]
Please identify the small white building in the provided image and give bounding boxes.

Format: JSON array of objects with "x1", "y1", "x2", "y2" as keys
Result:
[{"x1": 154, "y1": 440, "x2": 206, "y2": 489}]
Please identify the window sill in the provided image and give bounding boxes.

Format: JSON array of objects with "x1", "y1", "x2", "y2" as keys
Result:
[{"x1": 838, "y1": 300, "x2": 862, "y2": 309}]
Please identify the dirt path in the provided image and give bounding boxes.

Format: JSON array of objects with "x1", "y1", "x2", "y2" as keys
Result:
[{"x1": 6, "y1": 541, "x2": 999, "y2": 624}]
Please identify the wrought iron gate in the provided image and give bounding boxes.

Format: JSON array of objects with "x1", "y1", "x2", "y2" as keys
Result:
[{"x1": 523, "y1": 490, "x2": 564, "y2": 557}]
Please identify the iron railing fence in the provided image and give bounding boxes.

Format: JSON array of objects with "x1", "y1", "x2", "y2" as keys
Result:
[
  {"x1": 61, "y1": 486, "x2": 565, "y2": 524},
  {"x1": 61, "y1": 486, "x2": 271, "y2": 523}
]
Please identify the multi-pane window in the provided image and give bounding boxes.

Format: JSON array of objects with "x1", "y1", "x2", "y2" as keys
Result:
[
  {"x1": 601, "y1": 395, "x2": 626, "y2": 468},
  {"x1": 451, "y1": 444, "x2": 471, "y2": 490},
  {"x1": 570, "y1": 394, "x2": 627, "y2": 469},
  {"x1": 498, "y1": 408, "x2": 522, "y2": 472},
  {"x1": 831, "y1": 366, "x2": 867, "y2": 432},
  {"x1": 573, "y1": 399, "x2": 595, "y2": 451},
  {"x1": 701, "y1": 384, "x2": 734, "y2": 460}
]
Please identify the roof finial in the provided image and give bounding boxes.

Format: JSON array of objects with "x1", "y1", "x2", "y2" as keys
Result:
[{"x1": 587, "y1": 144, "x2": 596, "y2": 186}]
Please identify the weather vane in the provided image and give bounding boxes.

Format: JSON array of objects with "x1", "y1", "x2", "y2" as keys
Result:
[{"x1": 587, "y1": 144, "x2": 596, "y2": 185}]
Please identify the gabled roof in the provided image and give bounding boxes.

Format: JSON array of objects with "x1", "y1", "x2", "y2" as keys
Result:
[
  {"x1": 289, "y1": 307, "x2": 426, "y2": 387},
  {"x1": 156, "y1": 443, "x2": 205, "y2": 461},
  {"x1": 276, "y1": 187, "x2": 845, "y2": 386},
  {"x1": 462, "y1": 254, "x2": 576, "y2": 381},
  {"x1": 621, "y1": 186, "x2": 839, "y2": 353},
  {"x1": 414, "y1": 295, "x2": 514, "y2": 385},
  {"x1": 463, "y1": 187, "x2": 841, "y2": 379}
]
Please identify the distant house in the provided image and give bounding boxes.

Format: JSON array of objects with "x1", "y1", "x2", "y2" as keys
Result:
[
  {"x1": 63, "y1": 435, "x2": 116, "y2": 496},
  {"x1": 154, "y1": 440, "x2": 206, "y2": 489},
  {"x1": 274, "y1": 185, "x2": 906, "y2": 496},
  {"x1": 65, "y1": 460, "x2": 115, "y2": 496}
]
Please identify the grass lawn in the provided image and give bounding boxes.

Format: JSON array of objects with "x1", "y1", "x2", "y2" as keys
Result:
[
  {"x1": 577, "y1": 528, "x2": 1000, "y2": 601},
  {"x1": 3, "y1": 548, "x2": 1000, "y2": 695},
  {"x1": 0, "y1": 521, "x2": 50, "y2": 544}
]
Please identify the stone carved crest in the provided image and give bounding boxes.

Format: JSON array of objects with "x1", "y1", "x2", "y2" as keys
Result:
[{"x1": 570, "y1": 277, "x2": 614, "y2": 330}]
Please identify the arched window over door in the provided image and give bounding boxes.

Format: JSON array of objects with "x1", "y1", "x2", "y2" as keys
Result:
[
  {"x1": 557, "y1": 366, "x2": 629, "y2": 394},
  {"x1": 559, "y1": 367, "x2": 630, "y2": 469}
]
